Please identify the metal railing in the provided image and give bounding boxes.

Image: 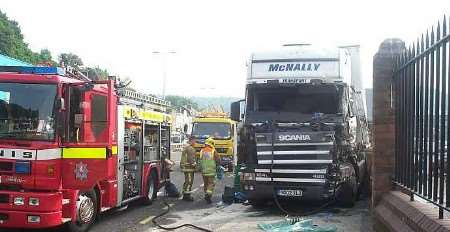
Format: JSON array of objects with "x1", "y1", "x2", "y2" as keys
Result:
[{"x1": 393, "y1": 15, "x2": 450, "y2": 219}]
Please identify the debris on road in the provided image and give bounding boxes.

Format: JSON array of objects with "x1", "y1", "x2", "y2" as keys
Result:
[{"x1": 258, "y1": 218, "x2": 337, "y2": 232}]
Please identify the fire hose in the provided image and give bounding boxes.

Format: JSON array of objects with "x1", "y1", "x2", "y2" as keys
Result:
[{"x1": 151, "y1": 198, "x2": 212, "y2": 232}]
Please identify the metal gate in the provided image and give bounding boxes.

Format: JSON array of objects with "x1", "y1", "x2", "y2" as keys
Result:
[{"x1": 393, "y1": 16, "x2": 450, "y2": 218}]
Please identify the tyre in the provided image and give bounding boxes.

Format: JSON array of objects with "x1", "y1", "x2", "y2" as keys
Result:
[
  {"x1": 248, "y1": 199, "x2": 266, "y2": 208},
  {"x1": 336, "y1": 176, "x2": 357, "y2": 208},
  {"x1": 142, "y1": 172, "x2": 158, "y2": 205},
  {"x1": 357, "y1": 162, "x2": 369, "y2": 200},
  {"x1": 65, "y1": 190, "x2": 98, "y2": 232}
]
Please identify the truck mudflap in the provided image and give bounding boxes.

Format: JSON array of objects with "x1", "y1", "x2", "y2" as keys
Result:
[{"x1": 0, "y1": 190, "x2": 68, "y2": 228}]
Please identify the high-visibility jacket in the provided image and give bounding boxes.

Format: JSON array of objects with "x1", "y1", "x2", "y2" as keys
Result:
[
  {"x1": 181, "y1": 145, "x2": 196, "y2": 172},
  {"x1": 199, "y1": 146, "x2": 217, "y2": 177}
]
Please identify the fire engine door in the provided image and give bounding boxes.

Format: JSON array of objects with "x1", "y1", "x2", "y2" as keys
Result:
[
  {"x1": 120, "y1": 121, "x2": 143, "y2": 201},
  {"x1": 160, "y1": 124, "x2": 171, "y2": 182},
  {"x1": 62, "y1": 82, "x2": 115, "y2": 190}
]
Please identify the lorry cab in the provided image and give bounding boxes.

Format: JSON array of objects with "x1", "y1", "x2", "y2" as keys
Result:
[
  {"x1": 232, "y1": 45, "x2": 370, "y2": 206},
  {"x1": 191, "y1": 114, "x2": 237, "y2": 171}
]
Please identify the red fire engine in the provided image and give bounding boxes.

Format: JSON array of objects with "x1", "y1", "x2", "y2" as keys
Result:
[{"x1": 0, "y1": 66, "x2": 173, "y2": 231}]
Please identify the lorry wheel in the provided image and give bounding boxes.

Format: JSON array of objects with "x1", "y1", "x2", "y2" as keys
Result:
[
  {"x1": 336, "y1": 176, "x2": 357, "y2": 208},
  {"x1": 249, "y1": 199, "x2": 266, "y2": 208},
  {"x1": 357, "y1": 163, "x2": 369, "y2": 200},
  {"x1": 143, "y1": 172, "x2": 158, "y2": 205},
  {"x1": 66, "y1": 190, "x2": 98, "y2": 232}
]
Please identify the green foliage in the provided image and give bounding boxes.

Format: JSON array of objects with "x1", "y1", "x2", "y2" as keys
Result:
[
  {"x1": 165, "y1": 96, "x2": 241, "y2": 113},
  {"x1": 190, "y1": 96, "x2": 241, "y2": 113},
  {"x1": 82, "y1": 66, "x2": 109, "y2": 81},
  {"x1": 58, "y1": 53, "x2": 83, "y2": 68},
  {"x1": 165, "y1": 95, "x2": 199, "y2": 110},
  {"x1": 0, "y1": 10, "x2": 107, "y2": 77},
  {"x1": 0, "y1": 10, "x2": 54, "y2": 64}
]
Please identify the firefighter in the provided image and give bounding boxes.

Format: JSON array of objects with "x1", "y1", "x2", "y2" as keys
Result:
[
  {"x1": 199, "y1": 137, "x2": 220, "y2": 204},
  {"x1": 180, "y1": 136, "x2": 197, "y2": 201}
]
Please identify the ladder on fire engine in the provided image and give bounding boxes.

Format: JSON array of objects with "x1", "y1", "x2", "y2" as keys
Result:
[{"x1": 118, "y1": 89, "x2": 171, "y2": 112}]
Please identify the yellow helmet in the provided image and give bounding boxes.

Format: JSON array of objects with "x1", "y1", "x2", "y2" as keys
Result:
[{"x1": 205, "y1": 137, "x2": 215, "y2": 147}]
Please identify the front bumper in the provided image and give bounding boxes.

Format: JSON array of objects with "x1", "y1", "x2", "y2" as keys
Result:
[
  {"x1": 0, "y1": 209, "x2": 62, "y2": 228},
  {"x1": 242, "y1": 181, "x2": 334, "y2": 201},
  {"x1": 0, "y1": 190, "x2": 65, "y2": 229}
]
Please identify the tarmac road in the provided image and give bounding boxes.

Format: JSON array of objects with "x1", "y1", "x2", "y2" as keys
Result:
[{"x1": 1, "y1": 152, "x2": 372, "y2": 232}]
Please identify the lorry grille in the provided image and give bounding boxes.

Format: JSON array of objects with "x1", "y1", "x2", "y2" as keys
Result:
[
  {"x1": 216, "y1": 147, "x2": 228, "y2": 153},
  {"x1": 254, "y1": 132, "x2": 333, "y2": 184}
]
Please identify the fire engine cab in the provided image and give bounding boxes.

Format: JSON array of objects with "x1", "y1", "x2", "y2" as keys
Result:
[{"x1": 0, "y1": 66, "x2": 172, "y2": 231}]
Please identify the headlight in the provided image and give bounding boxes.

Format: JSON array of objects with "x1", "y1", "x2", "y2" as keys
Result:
[
  {"x1": 29, "y1": 198, "x2": 40, "y2": 206},
  {"x1": 27, "y1": 215, "x2": 40, "y2": 223},
  {"x1": 14, "y1": 197, "x2": 25, "y2": 206},
  {"x1": 243, "y1": 172, "x2": 255, "y2": 181}
]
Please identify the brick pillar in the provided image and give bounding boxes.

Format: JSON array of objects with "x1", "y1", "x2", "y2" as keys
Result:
[{"x1": 372, "y1": 39, "x2": 406, "y2": 206}]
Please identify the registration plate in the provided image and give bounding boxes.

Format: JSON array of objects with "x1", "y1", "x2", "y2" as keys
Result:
[{"x1": 277, "y1": 189, "x2": 303, "y2": 197}]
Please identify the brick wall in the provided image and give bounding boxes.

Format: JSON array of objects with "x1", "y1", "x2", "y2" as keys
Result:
[{"x1": 372, "y1": 38, "x2": 405, "y2": 206}]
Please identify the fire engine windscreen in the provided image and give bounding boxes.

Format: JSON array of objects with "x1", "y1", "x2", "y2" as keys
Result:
[
  {"x1": 192, "y1": 122, "x2": 231, "y2": 139},
  {"x1": 246, "y1": 84, "x2": 343, "y2": 115},
  {"x1": 0, "y1": 83, "x2": 57, "y2": 140}
]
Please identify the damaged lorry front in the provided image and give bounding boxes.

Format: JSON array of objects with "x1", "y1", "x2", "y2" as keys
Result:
[{"x1": 231, "y1": 45, "x2": 370, "y2": 207}]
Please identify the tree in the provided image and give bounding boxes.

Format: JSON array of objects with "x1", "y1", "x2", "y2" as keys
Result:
[
  {"x1": 36, "y1": 49, "x2": 57, "y2": 66},
  {"x1": 82, "y1": 66, "x2": 109, "y2": 81},
  {"x1": 165, "y1": 95, "x2": 199, "y2": 110},
  {"x1": 58, "y1": 53, "x2": 83, "y2": 68},
  {"x1": 0, "y1": 10, "x2": 109, "y2": 77},
  {"x1": 0, "y1": 10, "x2": 36, "y2": 63}
]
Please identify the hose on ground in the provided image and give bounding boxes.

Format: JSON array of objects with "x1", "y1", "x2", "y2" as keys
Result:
[{"x1": 151, "y1": 187, "x2": 213, "y2": 232}]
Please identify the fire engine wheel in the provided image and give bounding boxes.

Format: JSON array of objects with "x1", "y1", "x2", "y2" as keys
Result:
[
  {"x1": 143, "y1": 172, "x2": 158, "y2": 205},
  {"x1": 66, "y1": 190, "x2": 98, "y2": 232}
]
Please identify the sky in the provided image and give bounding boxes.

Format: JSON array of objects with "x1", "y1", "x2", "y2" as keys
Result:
[{"x1": 0, "y1": 0, "x2": 449, "y2": 98}]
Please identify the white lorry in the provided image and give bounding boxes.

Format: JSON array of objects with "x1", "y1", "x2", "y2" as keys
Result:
[{"x1": 231, "y1": 44, "x2": 370, "y2": 206}]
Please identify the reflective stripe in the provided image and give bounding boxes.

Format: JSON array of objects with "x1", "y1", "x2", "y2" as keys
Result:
[
  {"x1": 255, "y1": 169, "x2": 327, "y2": 174},
  {"x1": 258, "y1": 160, "x2": 332, "y2": 164},
  {"x1": 257, "y1": 150, "x2": 329, "y2": 155},
  {"x1": 274, "y1": 178, "x2": 326, "y2": 183},
  {"x1": 37, "y1": 148, "x2": 61, "y2": 160},
  {"x1": 255, "y1": 177, "x2": 326, "y2": 183},
  {"x1": 257, "y1": 142, "x2": 333, "y2": 146},
  {"x1": 111, "y1": 146, "x2": 118, "y2": 155},
  {"x1": 63, "y1": 147, "x2": 107, "y2": 159}
]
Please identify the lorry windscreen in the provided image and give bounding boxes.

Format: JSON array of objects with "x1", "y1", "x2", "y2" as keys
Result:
[
  {"x1": 192, "y1": 122, "x2": 231, "y2": 139},
  {"x1": 247, "y1": 84, "x2": 343, "y2": 114},
  {"x1": 0, "y1": 83, "x2": 57, "y2": 141}
]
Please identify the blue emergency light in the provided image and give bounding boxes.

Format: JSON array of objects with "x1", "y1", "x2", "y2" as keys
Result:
[
  {"x1": 0, "y1": 66, "x2": 65, "y2": 76},
  {"x1": 15, "y1": 161, "x2": 31, "y2": 174}
]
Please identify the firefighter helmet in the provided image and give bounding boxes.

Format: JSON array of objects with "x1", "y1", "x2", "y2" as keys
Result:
[{"x1": 205, "y1": 137, "x2": 215, "y2": 147}]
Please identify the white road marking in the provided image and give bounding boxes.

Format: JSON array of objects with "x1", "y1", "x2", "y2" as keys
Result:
[{"x1": 139, "y1": 216, "x2": 153, "y2": 225}]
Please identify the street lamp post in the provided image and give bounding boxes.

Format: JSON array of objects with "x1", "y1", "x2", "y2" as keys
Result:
[{"x1": 153, "y1": 51, "x2": 176, "y2": 100}]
